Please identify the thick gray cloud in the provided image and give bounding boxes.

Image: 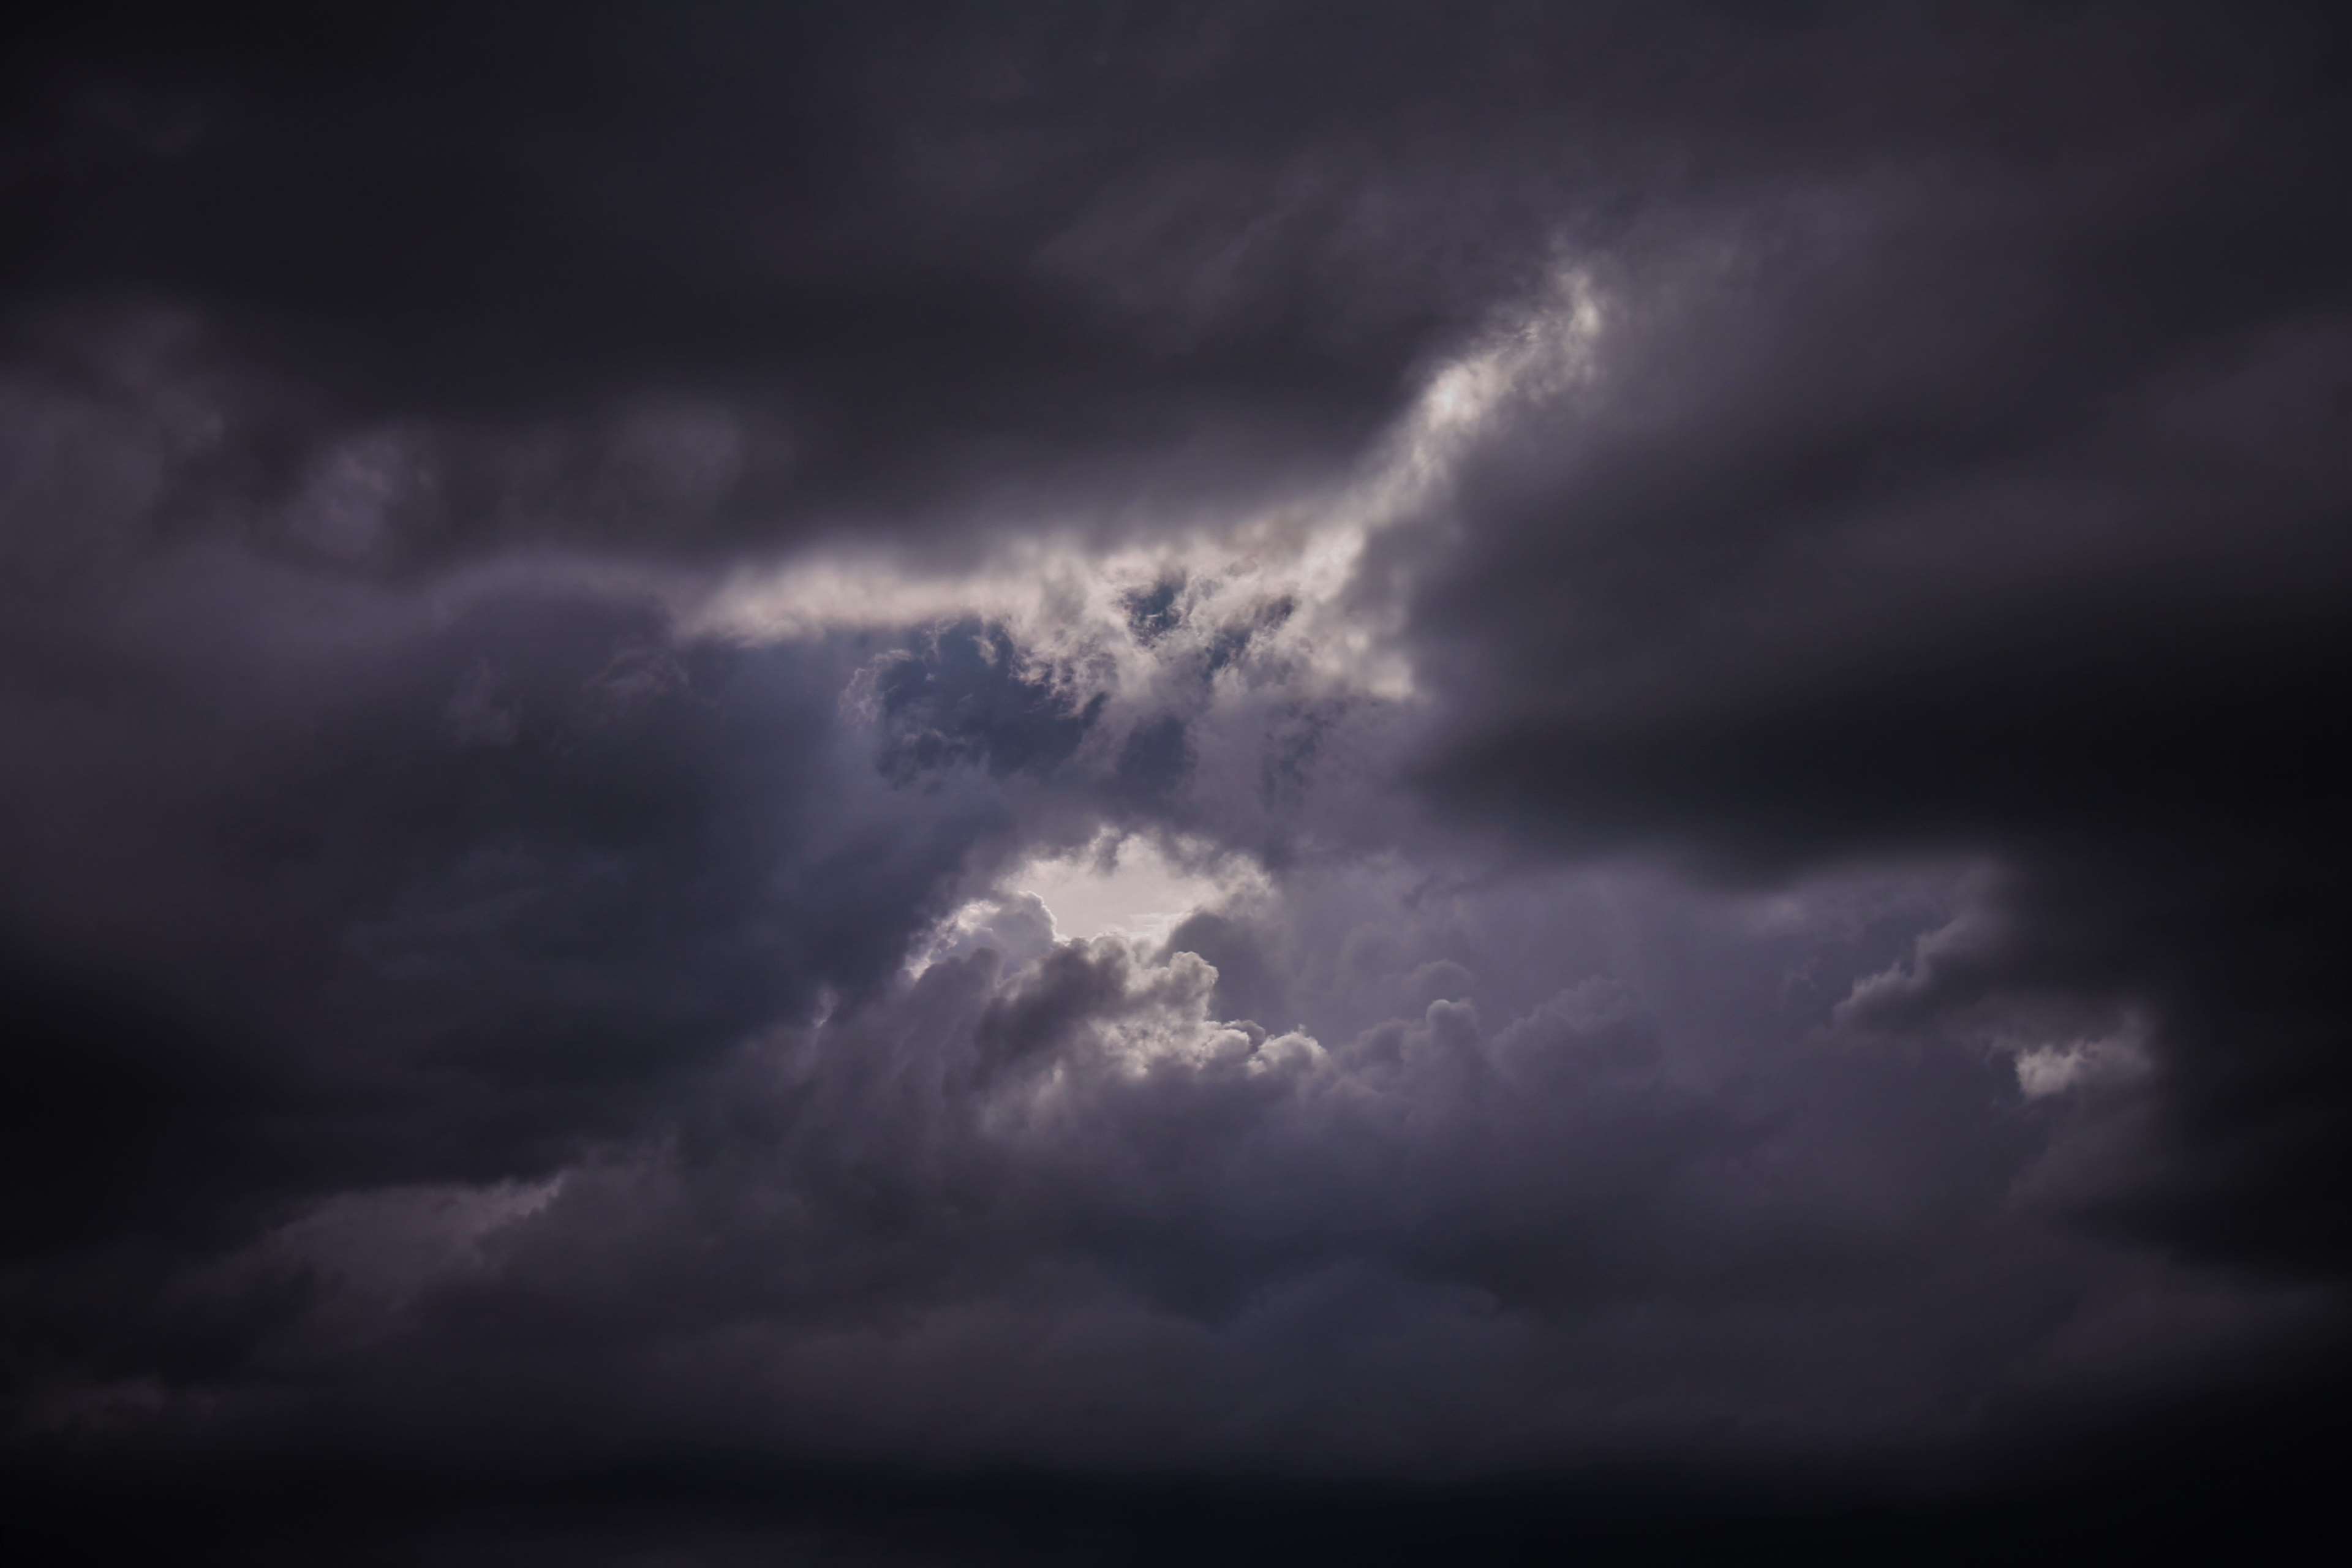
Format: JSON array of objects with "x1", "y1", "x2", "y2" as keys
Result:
[
  {"x1": 1382, "y1": 42, "x2": 2352, "y2": 1275},
  {"x1": 6, "y1": 2, "x2": 2351, "y2": 1562}
]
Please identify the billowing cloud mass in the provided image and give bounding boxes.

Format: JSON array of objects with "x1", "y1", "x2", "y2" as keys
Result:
[{"x1": 5, "y1": 2, "x2": 2350, "y2": 1561}]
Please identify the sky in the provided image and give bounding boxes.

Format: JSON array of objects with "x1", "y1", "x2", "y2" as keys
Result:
[{"x1": 4, "y1": 2, "x2": 2350, "y2": 1561}]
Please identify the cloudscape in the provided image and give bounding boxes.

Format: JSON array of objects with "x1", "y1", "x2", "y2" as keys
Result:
[{"x1": 6, "y1": 3, "x2": 2349, "y2": 1561}]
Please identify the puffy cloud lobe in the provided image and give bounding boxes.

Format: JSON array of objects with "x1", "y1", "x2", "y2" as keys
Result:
[{"x1": 13, "y1": 883, "x2": 2331, "y2": 1507}]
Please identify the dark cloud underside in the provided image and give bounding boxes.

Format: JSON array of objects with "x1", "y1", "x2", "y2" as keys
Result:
[{"x1": 5, "y1": 3, "x2": 2350, "y2": 1562}]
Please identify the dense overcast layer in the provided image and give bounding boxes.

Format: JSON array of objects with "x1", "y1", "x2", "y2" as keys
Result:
[{"x1": 6, "y1": 2, "x2": 2350, "y2": 1561}]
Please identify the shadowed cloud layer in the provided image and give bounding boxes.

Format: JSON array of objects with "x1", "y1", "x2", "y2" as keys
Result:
[{"x1": 6, "y1": 2, "x2": 2350, "y2": 1562}]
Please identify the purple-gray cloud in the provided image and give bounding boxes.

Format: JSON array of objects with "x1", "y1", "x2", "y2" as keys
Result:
[{"x1": 6, "y1": 2, "x2": 2350, "y2": 1562}]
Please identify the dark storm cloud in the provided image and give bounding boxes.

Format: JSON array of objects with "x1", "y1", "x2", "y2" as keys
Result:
[
  {"x1": 7, "y1": 1, "x2": 2352, "y2": 1560},
  {"x1": 0, "y1": 562, "x2": 1063, "y2": 1419},
  {"x1": 1387, "y1": 10, "x2": 2352, "y2": 1274},
  {"x1": 5, "y1": 0, "x2": 1550, "y2": 569},
  {"x1": 12, "y1": 873, "x2": 2337, "y2": 1562},
  {"x1": 33, "y1": 1, "x2": 2315, "y2": 570}
]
